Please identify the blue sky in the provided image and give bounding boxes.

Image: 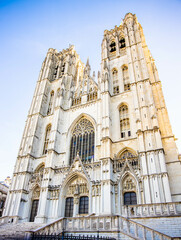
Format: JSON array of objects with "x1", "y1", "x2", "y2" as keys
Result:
[{"x1": 0, "y1": 0, "x2": 181, "y2": 180}]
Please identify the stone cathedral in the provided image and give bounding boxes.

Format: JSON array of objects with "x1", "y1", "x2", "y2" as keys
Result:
[{"x1": 2, "y1": 13, "x2": 181, "y2": 238}]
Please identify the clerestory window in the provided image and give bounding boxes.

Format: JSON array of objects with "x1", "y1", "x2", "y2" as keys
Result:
[{"x1": 69, "y1": 118, "x2": 95, "y2": 164}]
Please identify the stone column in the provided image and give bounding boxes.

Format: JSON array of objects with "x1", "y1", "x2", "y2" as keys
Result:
[{"x1": 35, "y1": 188, "x2": 48, "y2": 223}]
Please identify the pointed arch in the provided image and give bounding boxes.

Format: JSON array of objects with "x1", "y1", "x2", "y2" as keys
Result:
[
  {"x1": 121, "y1": 65, "x2": 130, "y2": 91},
  {"x1": 69, "y1": 117, "x2": 95, "y2": 164},
  {"x1": 59, "y1": 171, "x2": 90, "y2": 217},
  {"x1": 68, "y1": 113, "x2": 96, "y2": 135},
  {"x1": 31, "y1": 184, "x2": 41, "y2": 198},
  {"x1": 61, "y1": 171, "x2": 90, "y2": 196},
  {"x1": 114, "y1": 148, "x2": 139, "y2": 172},
  {"x1": 121, "y1": 173, "x2": 137, "y2": 205},
  {"x1": 119, "y1": 36, "x2": 126, "y2": 49},
  {"x1": 34, "y1": 163, "x2": 45, "y2": 173},
  {"x1": 43, "y1": 124, "x2": 51, "y2": 155},
  {"x1": 112, "y1": 68, "x2": 119, "y2": 95},
  {"x1": 119, "y1": 103, "x2": 131, "y2": 138},
  {"x1": 117, "y1": 148, "x2": 137, "y2": 159},
  {"x1": 110, "y1": 40, "x2": 116, "y2": 52},
  {"x1": 30, "y1": 185, "x2": 40, "y2": 222}
]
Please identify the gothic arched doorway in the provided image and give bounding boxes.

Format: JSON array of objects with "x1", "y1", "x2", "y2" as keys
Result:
[
  {"x1": 122, "y1": 175, "x2": 137, "y2": 206},
  {"x1": 65, "y1": 197, "x2": 74, "y2": 217},
  {"x1": 30, "y1": 186, "x2": 40, "y2": 222},
  {"x1": 63, "y1": 175, "x2": 89, "y2": 217}
]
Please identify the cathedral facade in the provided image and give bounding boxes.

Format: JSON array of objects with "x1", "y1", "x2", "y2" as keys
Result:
[{"x1": 3, "y1": 13, "x2": 181, "y2": 225}]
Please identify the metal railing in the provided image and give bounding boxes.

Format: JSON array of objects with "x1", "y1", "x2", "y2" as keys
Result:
[{"x1": 31, "y1": 232, "x2": 116, "y2": 240}]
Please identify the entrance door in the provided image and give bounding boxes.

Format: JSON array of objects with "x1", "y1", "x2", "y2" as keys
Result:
[
  {"x1": 65, "y1": 197, "x2": 74, "y2": 217},
  {"x1": 124, "y1": 192, "x2": 137, "y2": 205},
  {"x1": 30, "y1": 200, "x2": 39, "y2": 222}
]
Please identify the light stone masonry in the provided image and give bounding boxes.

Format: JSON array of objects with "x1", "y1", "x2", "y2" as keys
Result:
[{"x1": 2, "y1": 12, "x2": 181, "y2": 239}]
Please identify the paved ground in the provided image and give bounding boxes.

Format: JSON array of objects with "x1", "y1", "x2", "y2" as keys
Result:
[{"x1": 0, "y1": 222, "x2": 44, "y2": 239}]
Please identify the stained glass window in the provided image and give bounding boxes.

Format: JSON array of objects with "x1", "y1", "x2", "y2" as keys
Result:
[{"x1": 70, "y1": 118, "x2": 95, "y2": 164}]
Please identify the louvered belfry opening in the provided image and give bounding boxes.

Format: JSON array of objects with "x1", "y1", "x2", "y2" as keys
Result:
[{"x1": 70, "y1": 118, "x2": 95, "y2": 164}]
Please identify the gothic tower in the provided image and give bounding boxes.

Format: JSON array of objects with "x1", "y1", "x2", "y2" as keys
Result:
[{"x1": 3, "y1": 13, "x2": 181, "y2": 225}]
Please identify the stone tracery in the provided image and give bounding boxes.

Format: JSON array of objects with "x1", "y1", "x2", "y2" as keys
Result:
[{"x1": 69, "y1": 118, "x2": 95, "y2": 164}]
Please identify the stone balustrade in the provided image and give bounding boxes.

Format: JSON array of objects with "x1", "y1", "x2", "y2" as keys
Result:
[
  {"x1": 121, "y1": 202, "x2": 181, "y2": 218},
  {"x1": 27, "y1": 215, "x2": 174, "y2": 240}
]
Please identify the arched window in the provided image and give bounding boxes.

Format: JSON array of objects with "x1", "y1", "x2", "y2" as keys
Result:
[
  {"x1": 65, "y1": 197, "x2": 74, "y2": 217},
  {"x1": 43, "y1": 124, "x2": 51, "y2": 155},
  {"x1": 119, "y1": 105, "x2": 131, "y2": 138},
  {"x1": 47, "y1": 91, "x2": 54, "y2": 115},
  {"x1": 122, "y1": 66, "x2": 130, "y2": 91},
  {"x1": 119, "y1": 37, "x2": 126, "y2": 49},
  {"x1": 69, "y1": 118, "x2": 95, "y2": 164},
  {"x1": 110, "y1": 41, "x2": 116, "y2": 52},
  {"x1": 112, "y1": 69, "x2": 118, "y2": 83},
  {"x1": 79, "y1": 196, "x2": 89, "y2": 214},
  {"x1": 114, "y1": 150, "x2": 138, "y2": 172},
  {"x1": 112, "y1": 69, "x2": 119, "y2": 95}
]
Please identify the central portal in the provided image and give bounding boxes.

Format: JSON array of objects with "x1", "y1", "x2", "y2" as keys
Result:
[{"x1": 64, "y1": 175, "x2": 89, "y2": 217}]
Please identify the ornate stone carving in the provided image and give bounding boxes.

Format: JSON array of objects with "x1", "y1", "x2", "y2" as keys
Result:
[
  {"x1": 123, "y1": 177, "x2": 136, "y2": 192},
  {"x1": 29, "y1": 165, "x2": 45, "y2": 190},
  {"x1": 32, "y1": 187, "x2": 40, "y2": 199},
  {"x1": 66, "y1": 177, "x2": 89, "y2": 197},
  {"x1": 92, "y1": 184, "x2": 101, "y2": 196},
  {"x1": 49, "y1": 189, "x2": 60, "y2": 200},
  {"x1": 113, "y1": 150, "x2": 139, "y2": 173}
]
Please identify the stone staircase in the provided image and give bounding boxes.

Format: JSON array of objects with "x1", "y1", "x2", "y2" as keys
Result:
[
  {"x1": 27, "y1": 215, "x2": 181, "y2": 240},
  {"x1": 133, "y1": 217, "x2": 181, "y2": 238},
  {"x1": 0, "y1": 222, "x2": 44, "y2": 239},
  {"x1": 0, "y1": 215, "x2": 181, "y2": 239}
]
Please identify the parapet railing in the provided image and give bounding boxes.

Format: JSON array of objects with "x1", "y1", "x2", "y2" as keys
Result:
[{"x1": 121, "y1": 201, "x2": 181, "y2": 218}]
